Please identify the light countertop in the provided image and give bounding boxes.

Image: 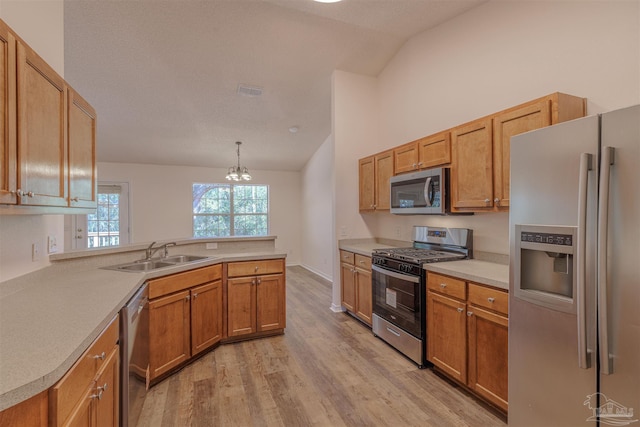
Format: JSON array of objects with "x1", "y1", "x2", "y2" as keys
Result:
[
  {"x1": 339, "y1": 238, "x2": 509, "y2": 291},
  {"x1": 0, "y1": 247, "x2": 286, "y2": 411}
]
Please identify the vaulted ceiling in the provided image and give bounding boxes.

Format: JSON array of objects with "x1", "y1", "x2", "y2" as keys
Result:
[{"x1": 64, "y1": 0, "x2": 486, "y2": 172}]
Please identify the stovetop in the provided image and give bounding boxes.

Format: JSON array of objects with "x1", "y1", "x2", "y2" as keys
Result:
[{"x1": 373, "y1": 247, "x2": 466, "y2": 264}]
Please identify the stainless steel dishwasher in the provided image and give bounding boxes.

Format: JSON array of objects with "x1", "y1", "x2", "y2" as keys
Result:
[{"x1": 120, "y1": 283, "x2": 149, "y2": 427}]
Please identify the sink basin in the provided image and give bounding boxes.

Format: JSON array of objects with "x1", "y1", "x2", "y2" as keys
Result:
[
  {"x1": 161, "y1": 255, "x2": 209, "y2": 263},
  {"x1": 116, "y1": 260, "x2": 175, "y2": 271},
  {"x1": 104, "y1": 254, "x2": 210, "y2": 273}
]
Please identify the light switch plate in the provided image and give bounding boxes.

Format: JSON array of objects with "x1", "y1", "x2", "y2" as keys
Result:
[
  {"x1": 206, "y1": 243, "x2": 218, "y2": 249},
  {"x1": 48, "y1": 235, "x2": 58, "y2": 254}
]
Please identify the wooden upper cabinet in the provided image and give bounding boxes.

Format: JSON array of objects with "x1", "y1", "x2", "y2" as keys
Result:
[
  {"x1": 358, "y1": 156, "x2": 375, "y2": 211},
  {"x1": 68, "y1": 88, "x2": 97, "y2": 208},
  {"x1": 0, "y1": 21, "x2": 17, "y2": 205},
  {"x1": 451, "y1": 117, "x2": 493, "y2": 210},
  {"x1": 418, "y1": 131, "x2": 451, "y2": 169},
  {"x1": 359, "y1": 149, "x2": 393, "y2": 212},
  {"x1": 374, "y1": 150, "x2": 393, "y2": 210},
  {"x1": 394, "y1": 141, "x2": 419, "y2": 174},
  {"x1": 16, "y1": 40, "x2": 68, "y2": 207},
  {"x1": 493, "y1": 100, "x2": 551, "y2": 209}
]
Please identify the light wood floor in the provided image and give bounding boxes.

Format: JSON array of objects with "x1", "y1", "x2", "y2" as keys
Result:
[{"x1": 137, "y1": 266, "x2": 507, "y2": 426}]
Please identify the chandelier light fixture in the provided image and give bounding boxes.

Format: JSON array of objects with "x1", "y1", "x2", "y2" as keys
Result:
[{"x1": 225, "y1": 141, "x2": 252, "y2": 181}]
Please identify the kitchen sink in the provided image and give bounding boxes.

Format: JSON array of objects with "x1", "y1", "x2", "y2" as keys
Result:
[
  {"x1": 117, "y1": 260, "x2": 176, "y2": 271},
  {"x1": 161, "y1": 255, "x2": 208, "y2": 263},
  {"x1": 104, "y1": 254, "x2": 211, "y2": 273}
]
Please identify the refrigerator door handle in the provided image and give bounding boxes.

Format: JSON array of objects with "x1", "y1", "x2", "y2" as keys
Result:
[
  {"x1": 576, "y1": 152, "x2": 592, "y2": 369},
  {"x1": 598, "y1": 146, "x2": 615, "y2": 375}
]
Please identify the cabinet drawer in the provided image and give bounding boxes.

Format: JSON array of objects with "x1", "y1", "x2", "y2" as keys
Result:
[
  {"x1": 339, "y1": 250, "x2": 354, "y2": 265},
  {"x1": 50, "y1": 314, "x2": 119, "y2": 426},
  {"x1": 354, "y1": 254, "x2": 371, "y2": 270},
  {"x1": 149, "y1": 264, "x2": 222, "y2": 299},
  {"x1": 427, "y1": 272, "x2": 466, "y2": 300},
  {"x1": 227, "y1": 259, "x2": 284, "y2": 278},
  {"x1": 468, "y1": 283, "x2": 508, "y2": 315}
]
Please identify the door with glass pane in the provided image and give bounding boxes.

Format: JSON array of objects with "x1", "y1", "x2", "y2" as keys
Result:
[{"x1": 71, "y1": 182, "x2": 129, "y2": 249}]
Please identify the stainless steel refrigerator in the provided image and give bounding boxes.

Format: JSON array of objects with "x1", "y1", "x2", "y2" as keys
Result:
[{"x1": 508, "y1": 105, "x2": 640, "y2": 426}]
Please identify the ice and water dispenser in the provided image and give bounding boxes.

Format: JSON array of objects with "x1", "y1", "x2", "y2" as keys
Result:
[{"x1": 513, "y1": 224, "x2": 577, "y2": 313}]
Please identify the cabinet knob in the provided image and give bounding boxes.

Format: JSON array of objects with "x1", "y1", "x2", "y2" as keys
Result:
[
  {"x1": 70, "y1": 196, "x2": 79, "y2": 202},
  {"x1": 255, "y1": 266, "x2": 259, "y2": 272},
  {"x1": 185, "y1": 295, "x2": 191, "y2": 301},
  {"x1": 16, "y1": 189, "x2": 33, "y2": 198},
  {"x1": 257, "y1": 278, "x2": 261, "y2": 285},
  {"x1": 457, "y1": 307, "x2": 464, "y2": 313},
  {"x1": 193, "y1": 293, "x2": 198, "y2": 299},
  {"x1": 487, "y1": 297, "x2": 495, "y2": 303},
  {"x1": 467, "y1": 311, "x2": 473, "y2": 317},
  {"x1": 93, "y1": 351, "x2": 106, "y2": 360},
  {"x1": 252, "y1": 279, "x2": 256, "y2": 285},
  {"x1": 412, "y1": 163, "x2": 417, "y2": 168},
  {"x1": 440, "y1": 283, "x2": 447, "y2": 288},
  {"x1": 484, "y1": 198, "x2": 490, "y2": 205},
  {"x1": 494, "y1": 198, "x2": 500, "y2": 205}
]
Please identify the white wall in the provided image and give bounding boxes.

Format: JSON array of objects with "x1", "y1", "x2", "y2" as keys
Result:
[
  {"x1": 0, "y1": 1, "x2": 65, "y2": 282},
  {"x1": 300, "y1": 135, "x2": 333, "y2": 280},
  {"x1": 97, "y1": 162, "x2": 302, "y2": 265},
  {"x1": 327, "y1": 0, "x2": 640, "y2": 306}
]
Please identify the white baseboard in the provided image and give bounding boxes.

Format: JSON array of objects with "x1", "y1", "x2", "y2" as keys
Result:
[
  {"x1": 330, "y1": 303, "x2": 345, "y2": 313},
  {"x1": 299, "y1": 263, "x2": 333, "y2": 282}
]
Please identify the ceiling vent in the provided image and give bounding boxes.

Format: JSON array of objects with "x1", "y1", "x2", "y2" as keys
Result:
[{"x1": 237, "y1": 84, "x2": 263, "y2": 97}]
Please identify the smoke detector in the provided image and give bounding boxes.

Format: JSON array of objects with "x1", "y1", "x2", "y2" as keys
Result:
[{"x1": 237, "y1": 84, "x2": 263, "y2": 97}]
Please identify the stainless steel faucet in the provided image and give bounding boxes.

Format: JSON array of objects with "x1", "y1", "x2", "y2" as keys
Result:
[
  {"x1": 145, "y1": 241, "x2": 177, "y2": 260},
  {"x1": 162, "y1": 242, "x2": 176, "y2": 257}
]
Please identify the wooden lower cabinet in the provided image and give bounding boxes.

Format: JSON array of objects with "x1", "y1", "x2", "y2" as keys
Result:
[
  {"x1": 226, "y1": 259, "x2": 286, "y2": 337},
  {"x1": 0, "y1": 391, "x2": 47, "y2": 427},
  {"x1": 427, "y1": 291, "x2": 467, "y2": 383},
  {"x1": 49, "y1": 315, "x2": 119, "y2": 427},
  {"x1": 339, "y1": 250, "x2": 372, "y2": 326},
  {"x1": 149, "y1": 290, "x2": 191, "y2": 380},
  {"x1": 427, "y1": 272, "x2": 509, "y2": 413},
  {"x1": 147, "y1": 264, "x2": 223, "y2": 382}
]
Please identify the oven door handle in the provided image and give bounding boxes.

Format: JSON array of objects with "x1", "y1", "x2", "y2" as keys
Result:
[{"x1": 372, "y1": 265, "x2": 421, "y2": 283}]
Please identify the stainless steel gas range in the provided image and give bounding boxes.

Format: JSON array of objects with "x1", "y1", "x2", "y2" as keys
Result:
[{"x1": 371, "y1": 226, "x2": 473, "y2": 367}]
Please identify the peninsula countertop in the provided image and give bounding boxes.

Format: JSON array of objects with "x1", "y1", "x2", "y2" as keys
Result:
[{"x1": 0, "y1": 243, "x2": 286, "y2": 411}]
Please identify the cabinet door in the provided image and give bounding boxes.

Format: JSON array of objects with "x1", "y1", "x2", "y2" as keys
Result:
[
  {"x1": 227, "y1": 276, "x2": 257, "y2": 337},
  {"x1": 467, "y1": 305, "x2": 509, "y2": 412},
  {"x1": 427, "y1": 292, "x2": 467, "y2": 383},
  {"x1": 374, "y1": 150, "x2": 393, "y2": 210},
  {"x1": 0, "y1": 390, "x2": 48, "y2": 427},
  {"x1": 16, "y1": 40, "x2": 68, "y2": 207},
  {"x1": 191, "y1": 280, "x2": 223, "y2": 356},
  {"x1": 493, "y1": 99, "x2": 551, "y2": 209},
  {"x1": 256, "y1": 273, "x2": 285, "y2": 332},
  {"x1": 451, "y1": 118, "x2": 493, "y2": 210},
  {"x1": 354, "y1": 266, "x2": 372, "y2": 325},
  {"x1": 394, "y1": 141, "x2": 418, "y2": 174},
  {"x1": 65, "y1": 386, "x2": 94, "y2": 427},
  {"x1": 68, "y1": 88, "x2": 97, "y2": 208},
  {"x1": 418, "y1": 132, "x2": 451, "y2": 169},
  {"x1": 340, "y1": 262, "x2": 356, "y2": 312},
  {"x1": 358, "y1": 156, "x2": 375, "y2": 211},
  {"x1": 94, "y1": 347, "x2": 119, "y2": 427},
  {"x1": 0, "y1": 21, "x2": 17, "y2": 205},
  {"x1": 149, "y1": 290, "x2": 191, "y2": 380}
]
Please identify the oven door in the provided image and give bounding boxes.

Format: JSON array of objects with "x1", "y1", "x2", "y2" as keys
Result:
[{"x1": 371, "y1": 264, "x2": 423, "y2": 338}]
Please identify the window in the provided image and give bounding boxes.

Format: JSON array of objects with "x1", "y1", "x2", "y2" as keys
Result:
[{"x1": 193, "y1": 183, "x2": 269, "y2": 237}]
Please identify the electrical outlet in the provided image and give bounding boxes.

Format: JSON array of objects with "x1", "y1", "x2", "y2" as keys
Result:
[
  {"x1": 206, "y1": 242, "x2": 218, "y2": 249},
  {"x1": 47, "y1": 235, "x2": 58, "y2": 254},
  {"x1": 32, "y1": 243, "x2": 40, "y2": 262},
  {"x1": 395, "y1": 226, "x2": 401, "y2": 237}
]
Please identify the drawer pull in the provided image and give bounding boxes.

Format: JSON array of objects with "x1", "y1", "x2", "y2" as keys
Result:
[
  {"x1": 90, "y1": 383, "x2": 108, "y2": 400},
  {"x1": 487, "y1": 297, "x2": 496, "y2": 303},
  {"x1": 255, "y1": 266, "x2": 259, "y2": 272},
  {"x1": 467, "y1": 311, "x2": 473, "y2": 317},
  {"x1": 440, "y1": 283, "x2": 447, "y2": 288},
  {"x1": 93, "y1": 351, "x2": 106, "y2": 361},
  {"x1": 359, "y1": 260, "x2": 365, "y2": 265},
  {"x1": 457, "y1": 307, "x2": 464, "y2": 313}
]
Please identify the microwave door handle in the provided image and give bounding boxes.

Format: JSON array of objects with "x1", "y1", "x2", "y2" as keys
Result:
[{"x1": 424, "y1": 177, "x2": 433, "y2": 207}]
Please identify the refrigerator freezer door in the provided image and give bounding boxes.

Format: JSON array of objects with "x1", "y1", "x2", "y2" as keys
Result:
[
  {"x1": 597, "y1": 105, "x2": 640, "y2": 423},
  {"x1": 509, "y1": 115, "x2": 599, "y2": 426}
]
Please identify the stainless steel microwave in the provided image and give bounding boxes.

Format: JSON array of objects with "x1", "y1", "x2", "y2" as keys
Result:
[{"x1": 390, "y1": 167, "x2": 450, "y2": 215}]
